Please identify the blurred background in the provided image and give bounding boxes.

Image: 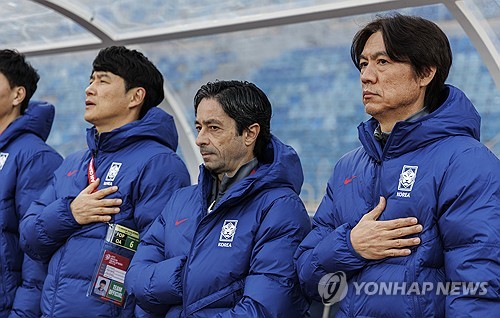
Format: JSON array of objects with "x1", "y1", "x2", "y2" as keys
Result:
[{"x1": 3, "y1": 0, "x2": 499, "y2": 215}]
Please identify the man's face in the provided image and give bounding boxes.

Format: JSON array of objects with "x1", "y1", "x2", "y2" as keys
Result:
[
  {"x1": 195, "y1": 98, "x2": 252, "y2": 179},
  {"x1": 85, "y1": 71, "x2": 134, "y2": 133},
  {"x1": 359, "y1": 31, "x2": 427, "y2": 125},
  {"x1": 0, "y1": 73, "x2": 18, "y2": 121}
]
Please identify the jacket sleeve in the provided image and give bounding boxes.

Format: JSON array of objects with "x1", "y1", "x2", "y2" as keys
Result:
[
  {"x1": 125, "y1": 208, "x2": 186, "y2": 316},
  {"x1": 19, "y1": 164, "x2": 82, "y2": 263},
  {"x1": 11, "y1": 150, "x2": 62, "y2": 318},
  {"x1": 214, "y1": 195, "x2": 311, "y2": 318},
  {"x1": 127, "y1": 154, "x2": 189, "y2": 317},
  {"x1": 438, "y1": 146, "x2": 500, "y2": 317},
  {"x1": 294, "y1": 175, "x2": 369, "y2": 301},
  {"x1": 132, "y1": 153, "x2": 190, "y2": 234}
]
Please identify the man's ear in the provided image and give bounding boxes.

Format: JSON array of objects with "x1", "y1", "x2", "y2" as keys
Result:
[
  {"x1": 128, "y1": 87, "x2": 146, "y2": 110},
  {"x1": 419, "y1": 66, "x2": 437, "y2": 87},
  {"x1": 244, "y1": 123, "x2": 260, "y2": 147},
  {"x1": 12, "y1": 86, "x2": 26, "y2": 107}
]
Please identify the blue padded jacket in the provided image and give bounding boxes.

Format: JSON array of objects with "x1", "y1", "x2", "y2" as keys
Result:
[
  {"x1": 0, "y1": 101, "x2": 62, "y2": 318},
  {"x1": 20, "y1": 107, "x2": 190, "y2": 318},
  {"x1": 295, "y1": 85, "x2": 499, "y2": 317},
  {"x1": 125, "y1": 135, "x2": 312, "y2": 317}
]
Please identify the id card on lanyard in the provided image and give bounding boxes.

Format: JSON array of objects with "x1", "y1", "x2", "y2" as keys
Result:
[
  {"x1": 87, "y1": 224, "x2": 139, "y2": 307},
  {"x1": 85, "y1": 155, "x2": 139, "y2": 307}
]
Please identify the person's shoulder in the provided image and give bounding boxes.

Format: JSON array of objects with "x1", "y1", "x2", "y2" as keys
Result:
[
  {"x1": 64, "y1": 149, "x2": 88, "y2": 162},
  {"x1": 438, "y1": 136, "x2": 496, "y2": 163},
  {"x1": 169, "y1": 184, "x2": 198, "y2": 201},
  {"x1": 7, "y1": 131, "x2": 45, "y2": 150},
  {"x1": 329, "y1": 146, "x2": 367, "y2": 176},
  {"x1": 448, "y1": 138, "x2": 498, "y2": 169},
  {"x1": 253, "y1": 186, "x2": 308, "y2": 217},
  {"x1": 126, "y1": 140, "x2": 181, "y2": 163},
  {"x1": 6, "y1": 133, "x2": 61, "y2": 161},
  {"x1": 338, "y1": 146, "x2": 366, "y2": 163},
  {"x1": 160, "y1": 185, "x2": 199, "y2": 218}
]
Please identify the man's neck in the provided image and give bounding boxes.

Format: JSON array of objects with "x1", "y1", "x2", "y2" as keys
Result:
[
  {"x1": 378, "y1": 105, "x2": 429, "y2": 133},
  {"x1": 208, "y1": 157, "x2": 258, "y2": 212},
  {"x1": 374, "y1": 106, "x2": 430, "y2": 148}
]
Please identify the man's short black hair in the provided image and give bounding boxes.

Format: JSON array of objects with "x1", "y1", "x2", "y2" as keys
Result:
[
  {"x1": 92, "y1": 46, "x2": 164, "y2": 118},
  {"x1": 194, "y1": 80, "x2": 272, "y2": 160},
  {"x1": 0, "y1": 49, "x2": 40, "y2": 114},
  {"x1": 351, "y1": 13, "x2": 452, "y2": 111}
]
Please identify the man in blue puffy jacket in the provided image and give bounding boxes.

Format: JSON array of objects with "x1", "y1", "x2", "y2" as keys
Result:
[
  {"x1": 20, "y1": 46, "x2": 190, "y2": 317},
  {"x1": 295, "y1": 14, "x2": 499, "y2": 317},
  {"x1": 0, "y1": 49, "x2": 63, "y2": 317},
  {"x1": 125, "y1": 80, "x2": 312, "y2": 317}
]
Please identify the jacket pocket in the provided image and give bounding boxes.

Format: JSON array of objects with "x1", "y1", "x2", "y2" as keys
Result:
[{"x1": 185, "y1": 279, "x2": 244, "y2": 316}]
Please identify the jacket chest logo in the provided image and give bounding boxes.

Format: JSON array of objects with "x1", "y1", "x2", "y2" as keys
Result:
[
  {"x1": 103, "y1": 162, "x2": 122, "y2": 186},
  {"x1": 397, "y1": 165, "x2": 418, "y2": 198},
  {"x1": 0, "y1": 153, "x2": 9, "y2": 170},
  {"x1": 218, "y1": 219, "x2": 238, "y2": 248}
]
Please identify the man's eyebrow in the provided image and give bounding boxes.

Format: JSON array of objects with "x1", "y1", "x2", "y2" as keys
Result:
[
  {"x1": 194, "y1": 119, "x2": 223, "y2": 126},
  {"x1": 90, "y1": 72, "x2": 111, "y2": 80},
  {"x1": 359, "y1": 51, "x2": 388, "y2": 60}
]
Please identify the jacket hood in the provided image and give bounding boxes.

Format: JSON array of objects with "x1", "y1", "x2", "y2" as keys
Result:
[
  {"x1": 0, "y1": 100, "x2": 55, "y2": 148},
  {"x1": 198, "y1": 134, "x2": 304, "y2": 207},
  {"x1": 86, "y1": 106, "x2": 179, "y2": 153},
  {"x1": 358, "y1": 85, "x2": 481, "y2": 159},
  {"x1": 252, "y1": 134, "x2": 304, "y2": 194}
]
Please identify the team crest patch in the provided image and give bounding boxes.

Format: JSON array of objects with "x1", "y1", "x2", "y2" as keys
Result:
[
  {"x1": 218, "y1": 220, "x2": 238, "y2": 248},
  {"x1": 105, "y1": 162, "x2": 122, "y2": 183},
  {"x1": 398, "y1": 165, "x2": 418, "y2": 192},
  {"x1": 0, "y1": 153, "x2": 9, "y2": 170}
]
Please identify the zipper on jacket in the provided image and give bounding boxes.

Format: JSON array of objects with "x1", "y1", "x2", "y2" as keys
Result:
[{"x1": 372, "y1": 158, "x2": 383, "y2": 210}]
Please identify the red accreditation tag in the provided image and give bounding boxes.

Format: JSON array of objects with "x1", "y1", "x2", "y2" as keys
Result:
[{"x1": 90, "y1": 250, "x2": 131, "y2": 306}]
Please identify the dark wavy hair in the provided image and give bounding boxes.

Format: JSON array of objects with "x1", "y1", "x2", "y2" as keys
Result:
[
  {"x1": 351, "y1": 13, "x2": 452, "y2": 111},
  {"x1": 194, "y1": 80, "x2": 272, "y2": 160}
]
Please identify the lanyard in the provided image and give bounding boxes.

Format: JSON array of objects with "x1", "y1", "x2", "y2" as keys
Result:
[{"x1": 88, "y1": 156, "x2": 98, "y2": 192}]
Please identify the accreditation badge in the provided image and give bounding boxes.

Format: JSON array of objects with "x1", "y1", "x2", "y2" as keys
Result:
[{"x1": 87, "y1": 224, "x2": 139, "y2": 307}]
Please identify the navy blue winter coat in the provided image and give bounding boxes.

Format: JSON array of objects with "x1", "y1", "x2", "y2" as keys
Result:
[
  {"x1": 20, "y1": 107, "x2": 190, "y2": 318},
  {"x1": 295, "y1": 85, "x2": 500, "y2": 317},
  {"x1": 125, "y1": 135, "x2": 311, "y2": 317},
  {"x1": 0, "y1": 101, "x2": 62, "y2": 318}
]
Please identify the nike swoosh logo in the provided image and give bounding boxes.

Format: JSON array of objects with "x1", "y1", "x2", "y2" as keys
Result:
[
  {"x1": 343, "y1": 176, "x2": 357, "y2": 185},
  {"x1": 67, "y1": 170, "x2": 78, "y2": 177},
  {"x1": 175, "y1": 218, "x2": 188, "y2": 226}
]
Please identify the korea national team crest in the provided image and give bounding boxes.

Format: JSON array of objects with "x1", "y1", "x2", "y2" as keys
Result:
[
  {"x1": 0, "y1": 153, "x2": 9, "y2": 171},
  {"x1": 104, "y1": 162, "x2": 122, "y2": 185},
  {"x1": 218, "y1": 220, "x2": 238, "y2": 248},
  {"x1": 397, "y1": 165, "x2": 418, "y2": 198}
]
